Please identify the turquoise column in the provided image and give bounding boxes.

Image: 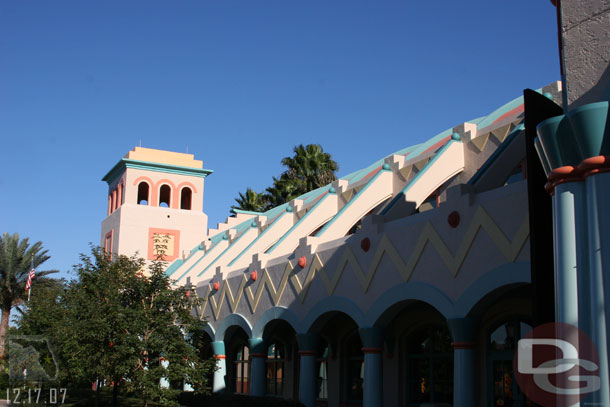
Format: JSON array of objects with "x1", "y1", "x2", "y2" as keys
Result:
[
  {"x1": 584, "y1": 172, "x2": 610, "y2": 405},
  {"x1": 448, "y1": 317, "x2": 477, "y2": 407},
  {"x1": 212, "y1": 341, "x2": 227, "y2": 393},
  {"x1": 553, "y1": 182, "x2": 582, "y2": 326},
  {"x1": 297, "y1": 333, "x2": 318, "y2": 407},
  {"x1": 359, "y1": 327, "x2": 383, "y2": 407},
  {"x1": 248, "y1": 338, "x2": 266, "y2": 396}
]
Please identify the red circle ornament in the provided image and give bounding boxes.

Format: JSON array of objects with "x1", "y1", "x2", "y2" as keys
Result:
[
  {"x1": 448, "y1": 211, "x2": 460, "y2": 228},
  {"x1": 251, "y1": 270, "x2": 258, "y2": 281},
  {"x1": 360, "y1": 238, "x2": 371, "y2": 252},
  {"x1": 298, "y1": 256, "x2": 307, "y2": 268},
  {"x1": 213, "y1": 281, "x2": 220, "y2": 291},
  {"x1": 185, "y1": 290, "x2": 191, "y2": 299},
  {"x1": 109, "y1": 342, "x2": 114, "y2": 348}
]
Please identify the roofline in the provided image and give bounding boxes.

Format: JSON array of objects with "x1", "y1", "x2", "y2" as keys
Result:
[{"x1": 102, "y1": 158, "x2": 213, "y2": 184}]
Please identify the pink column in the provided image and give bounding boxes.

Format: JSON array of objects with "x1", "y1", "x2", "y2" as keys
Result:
[
  {"x1": 117, "y1": 184, "x2": 123, "y2": 208},
  {"x1": 112, "y1": 189, "x2": 118, "y2": 212},
  {"x1": 108, "y1": 194, "x2": 112, "y2": 215}
]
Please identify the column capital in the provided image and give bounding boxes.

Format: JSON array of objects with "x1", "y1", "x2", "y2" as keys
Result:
[
  {"x1": 358, "y1": 326, "x2": 384, "y2": 349},
  {"x1": 248, "y1": 337, "x2": 265, "y2": 355},
  {"x1": 211, "y1": 341, "x2": 225, "y2": 355},
  {"x1": 447, "y1": 317, "x2": 477, "y2": 345},
  {"x1": 296, "y1": 332, "x2": 318, "y2": 352}
]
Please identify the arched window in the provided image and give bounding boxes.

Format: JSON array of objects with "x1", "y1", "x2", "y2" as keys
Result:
[
  {"x1": 344, "y1": 332, "x2": 364, "y2": 403},
  {"x1": 405, "y1": 325, "x2": 453, "y2": 405},
  {"x1": 159, "y1": 185, "x2": 171, "y2": 208},
  {"x1": 180, "y1": 187, "x2": 192, "y2": 210},
  {"x1": 265, "y1": 343, "x2": 285, "y2": 396},
  {"x1": 488, "y1": 320, "x2": 532, "y2": 407},
  {"x1": 317, "y1": 340, "x2": 329, "y2": 401},
  {"x1": 234, "y1": 343, "x2": 250, "y2": 394},
  {"x1": 137, "y1": 182, "x2": 149, "y2": 205}
]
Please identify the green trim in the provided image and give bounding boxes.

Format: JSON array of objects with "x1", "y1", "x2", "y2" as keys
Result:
[
  {"x1": 228, "y1": 212, "x2": 287, "y2": 266},
  {"x1": 102, "y1": 158, "x2": 213, "y2": 184},
  {"x1": 381, "y1": 140, "x2": 457, "y2": 216},
  {"x1": 173, "y1": 240, "x2": 221, "y2": 283},
  {"x1": 232, "y1": 209, "x2": 264, "y2": 215},
  {"x1": 316, "y1": 170, "x2": 385, "y2": 237},
  {"x1": 267, "y1": 194, "x2": 330, "y2": 254},
  {"x1": 197, "y1": 230, "x2": 251, "y2": 277},
  {"x1": 165, "y1": 259, "x2": 184, "y2": 278}
]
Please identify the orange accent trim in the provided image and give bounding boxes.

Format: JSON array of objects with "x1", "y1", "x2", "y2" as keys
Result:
[
  {"x1": 134, "y1": 177, "x2": 155, "y2": 205},
  {"x1": 546, "y1": 165, "x2": 582, "y2": 194},
  {"x1": 117, "y1": 183, "x2": 123, "y2": 208},
  {"x1": 492, "y1": 104, "x2": 524, "y2": 125},
  {"x1": 177, "y1": 181, "x2": 197, "y2": 194},
  {"x1": 133, "y1": 175, "x2": 154, "y2": 185},
  {"x1": 147, "y1": 228, "x2": 181, "y2": 261},
  {"x1": 214, "y1": 355, "x2": 226, "y2": 359},
  {"x1": 577, "y1": 155, "x2": 610, "y2": 177},
  {"x1": 112, "y1": 189, "x2": 118, "y2": 212},
  {"x1": 451, "y1": 341, "x2": 476, "y2": 349},
  {"x1": 298, "y1": 350, "x2": 316, "y2": 357},
  {"x1": 361, "y1": 347, "x2": 382, "y2": 354},
  {"x1": 104, "y1": 230, "x2": 114, "y2": 254},
  {"x1": 156, "y1": 179, "x2": 177, "y2": 208}
]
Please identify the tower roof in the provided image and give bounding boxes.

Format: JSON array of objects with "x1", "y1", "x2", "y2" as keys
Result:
[{"x1": 102, "y1": 147, "x2": 213, "y2": 184}]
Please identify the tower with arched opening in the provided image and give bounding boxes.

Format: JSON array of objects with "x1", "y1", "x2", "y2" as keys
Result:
[{"x1": 100, "y1": 146, "x2": 212, "y2": 264}]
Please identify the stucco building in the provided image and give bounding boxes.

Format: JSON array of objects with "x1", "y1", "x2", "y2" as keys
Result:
[{"x1": 100, "y1": 2, "x2": 610, "y2": 406}]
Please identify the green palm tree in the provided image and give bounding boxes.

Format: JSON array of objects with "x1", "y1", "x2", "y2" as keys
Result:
[
  {"x1": 0, "y1": 233, "x2": 58, "y2": 357},
  {"x1": 231, "y1": 188, "x2": 268, "y2": 213},
  {"x1": 280, "y1": 144, "x2": 338, "y2": 196}
]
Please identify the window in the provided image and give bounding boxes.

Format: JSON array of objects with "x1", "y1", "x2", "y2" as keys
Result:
[
  {"x1": 344, "y1": 333, "x2": 363, "y2": 403},
  {"x1": 488, "y1": 320, "x2": 534, "y2": 407},
  {"x1": 234, "y1": 344, "x2": 250, "y2": 394},
  {"x1": 137, "y1": 182, "x2": 149, "y2": 205},
  {"x1": 180, "y1": 187, "x2": 192, "y2": 210},
  {"x1": 265, "y1": 343, "x2": 285, "y2": 396},
  {"x1": 159, "y1": 184, "x2": 171, "y2": 208},
  {"x1": 317, "y1": 341, "x2": 329, "y2": 401},
  {"x1": 405, "y1": 325, "x2": 453, "y2": 405}
]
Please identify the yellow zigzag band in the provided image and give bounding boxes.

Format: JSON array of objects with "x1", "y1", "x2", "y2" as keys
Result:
[{"x1": 198, "y1": 205, "x2": 529, "y2": 318}]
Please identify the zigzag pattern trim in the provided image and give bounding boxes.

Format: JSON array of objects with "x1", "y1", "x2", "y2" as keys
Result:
[{"x1": 194, "y1": 205, "x2": 529, "y2": 319}]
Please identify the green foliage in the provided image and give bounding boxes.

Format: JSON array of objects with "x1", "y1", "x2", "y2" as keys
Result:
[
  {"x1": 0, "y1": 233, "x2": 58, "y2": 358},
  {"x1": 18, "y1": 248, "x2": 215, "y2": 407},
  {"x1": 231, "y1": 144, "x2": 338, "y2": 213},
  {"x1": 231, "y1": 188, "x2": 268, "y2": 213}
]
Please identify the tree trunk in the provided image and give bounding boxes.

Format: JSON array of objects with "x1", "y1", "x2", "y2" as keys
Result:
[
  {"x1": 112, "y1": 380, "x2": 119, "y2": 407},
  {"x1": 0, "y1": 307, "x2": 11, "y2": 359},
  {"x1": 94, "y1": 379, "x2": 100, "y2": 407}
]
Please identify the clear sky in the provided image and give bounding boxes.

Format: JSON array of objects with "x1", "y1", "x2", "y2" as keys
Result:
[{"x1": 1, "y1": 1, "x2": 559, "y2": 279}]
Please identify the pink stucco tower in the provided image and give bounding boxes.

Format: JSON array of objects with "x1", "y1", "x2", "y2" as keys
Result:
[{"x1": 100, "y1": 147, "x2": 212, "y2": 263}]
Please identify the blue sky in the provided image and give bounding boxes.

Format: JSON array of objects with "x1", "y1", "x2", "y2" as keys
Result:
[{"x1": 0, "y1": 1, "x2": 559, "y2": 278}]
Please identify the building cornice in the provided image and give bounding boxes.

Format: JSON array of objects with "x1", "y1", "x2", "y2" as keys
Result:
[{"x1": 102, "y1": 158, "x2": 213, "y2": 184}]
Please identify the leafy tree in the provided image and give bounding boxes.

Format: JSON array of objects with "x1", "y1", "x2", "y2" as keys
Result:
[
  {"x1": 0, "y1": 233, "x2": 58, "y2": 358},
  {"x1": 231, "y1": 188, "x2": 268, "y2": 213},
  {"x1": 232, "y1": 144, "x2": 338, "y2": 213},
  {"x1": 18, "y1": 248, "x2": 215, "y2": 407},
  {"x1": 279, "y1": 144, "x2": 338, "y2": 196}
]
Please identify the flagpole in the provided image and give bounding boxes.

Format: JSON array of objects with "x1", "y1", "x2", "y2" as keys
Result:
[{"x1": 28, "y1": 254, "x2": 33, "y2": 303}]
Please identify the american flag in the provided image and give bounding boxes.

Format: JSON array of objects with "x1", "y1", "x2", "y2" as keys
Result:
[{"x1": 25, "y1": 268, "x2": 35, "y2": 291}]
